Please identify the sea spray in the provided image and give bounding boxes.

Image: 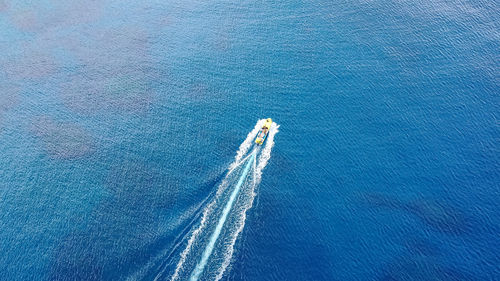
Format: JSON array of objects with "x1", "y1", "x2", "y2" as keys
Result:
[
  {"x1": 189, "y1": 151, "x2": 256, "y2": 281},
  {"x1": 168, "y1": 120, "x2": 278, "y2": 281},
  {"x1": 168, "y1": 144, "x2": 256, "y2": 281},
  {"x1": 214, "y1": 122, "x2": 279, "y2": 281},
  {"x1": 229, "y1": 119, "x2": 264, "y2": 172}
]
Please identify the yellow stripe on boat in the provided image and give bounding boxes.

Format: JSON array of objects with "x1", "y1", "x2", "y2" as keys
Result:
[{"x1": 255, "y1": 118, "x2": 273, "y2": 145}]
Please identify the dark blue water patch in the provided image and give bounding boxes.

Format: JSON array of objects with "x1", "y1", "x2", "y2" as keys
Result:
[
  {"x1": 403, "y1": 237, "x2": 442, "y2": 257},
  {"x1": 45, "y1": 0, "x2": 104, "y2": 26},
  {"x1": 0, "y1": 48, "x2": 59, "y2": 81},
  {"x1": 53, "y1": 24, "x2": 159, "y2": 115},
  {"x1": 0, "y1": 84, "x2": 19, "y2": 129},
  {"x1": 379, "y1": 256, "x2": 479, "y2": 281},
  {"x1": 1, "y1": 1, "x2": 104, "y2": 33},
  {"x1": 105, "y1": 159, "x2": 178, "y2": 210},
  {"x1": 227, "y1": 167, "x2": 336, "y2": 281},
  {"x1": 406, "y1": 199, "x2": 472, "y2": 235},
  {"x1": 0, "y1": 85, "x2": 19, "y2": 110},
  {"x1": 360, "y1": 192, "x2": 500, "y2": 278},
  {"x1": 362, "y1": 193, "x2": 473, "y2": 235},
  {"x1": 0, "y1": 1, "x2": 7, "y2": 12},
  {"x1": 30, "y1": 115, "x2": 96, "y2": 159},
  {"x1": 60, "y1": 25, "x2": 152, "y2": 67},
  {"x1": 59, "y1": 77, "x2": 156, "y2": 115},
  {"x1": 0, "y1": 151, "x2": 107, "y2": 281},
  {"x1": 49, "y1": 214, "x2": 162, "y2": 281}
]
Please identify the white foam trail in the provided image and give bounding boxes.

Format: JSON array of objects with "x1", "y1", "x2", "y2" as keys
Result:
[
  {"x1": 214, "y1": 122, "x2": 279, "y2": 281},
  {"x1": 229, "y1": 119, "x2": 265, "y2": 172},
  {"x1": 127, "y1": 204, "x2": 201, "y2": 281},
  {"x1": 166, "y1": 198, "x2": 216, "y2": 281},
  {"x1": 189, "y1": 152, "x2": 256, "y2": 281},
  {"x1": 169, "y1": 120, "x2": 265, "y2": 281}
]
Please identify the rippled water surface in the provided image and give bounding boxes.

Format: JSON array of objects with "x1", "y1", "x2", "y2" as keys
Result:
[{"x1": 0, "y1": 0, "x2": 499, "y2": 280}]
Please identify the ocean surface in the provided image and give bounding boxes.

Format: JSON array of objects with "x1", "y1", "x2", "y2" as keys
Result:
[{"x1": 1, "y1": 0, "x2": 499, "y2": 280}]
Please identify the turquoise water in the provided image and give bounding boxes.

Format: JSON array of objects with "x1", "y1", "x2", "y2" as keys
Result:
[{"x1": 0, "y1": 0, "x2": 499, "y2": 280}]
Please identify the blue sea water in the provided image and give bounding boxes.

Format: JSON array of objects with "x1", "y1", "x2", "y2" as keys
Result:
[{"x1": 1, "y1": 0, "x2": 499, "y2": 280}]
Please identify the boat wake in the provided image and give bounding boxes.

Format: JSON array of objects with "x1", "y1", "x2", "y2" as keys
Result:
[{"x1": 164, "y1": 119, "x2": 279, "y2": 281}]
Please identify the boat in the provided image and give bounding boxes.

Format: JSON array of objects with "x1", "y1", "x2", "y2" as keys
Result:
[{"x1": 255, "y1": 118, "x2": 273, "y2": 145}]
